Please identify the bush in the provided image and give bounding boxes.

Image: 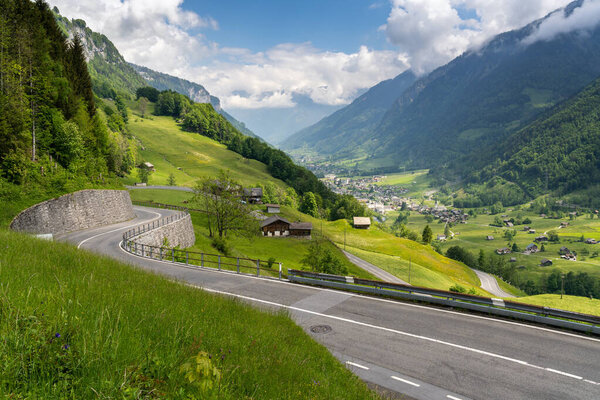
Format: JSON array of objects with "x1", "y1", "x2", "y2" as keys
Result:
[
  {"x1": 211, "y1": 237, "x2": 230, "y2": 256},
  {"x1": 266, "y1": 257, "x2": 276, "y2": 269},
  {"x1": 449, "y1": 284, "x2": 466, "y2": 293}
]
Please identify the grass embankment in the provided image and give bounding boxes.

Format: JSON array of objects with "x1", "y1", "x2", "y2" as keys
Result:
[
  {"x1": 126, "y1": 114, "x2": 286, "y2": 189},
  {"x1": 0, "y1": 230, "x2": 377, "y2": 399},
  {"x1": 509, "y1": 294, "x2": 600, "y2": 316}
]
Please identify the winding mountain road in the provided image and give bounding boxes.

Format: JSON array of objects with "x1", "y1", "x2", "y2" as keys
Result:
[{"x1": 59, "y1": 206, "x2": 600, "y2": 400}]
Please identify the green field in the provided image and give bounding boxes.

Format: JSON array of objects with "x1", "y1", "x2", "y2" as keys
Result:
[
  {"x1": 125, "y1": 114, "x2": 287, "y2": 190},
  {"x1": 511, "y1": 294, "x2": 600, "y2": 316},
  {"x1": 387, "y1": 207, "x2": 600, "y2": 287},
  {"x1": 374, "y1": 169, "x2": 429, "y2": 186}
]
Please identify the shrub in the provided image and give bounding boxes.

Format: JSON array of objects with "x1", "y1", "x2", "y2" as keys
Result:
[
  {"x1": 449, "y1": 284, "x2": 467, "y2": 293},
  {"x1": 211, "y1": 237, "x2": 230, "y2": 256}
]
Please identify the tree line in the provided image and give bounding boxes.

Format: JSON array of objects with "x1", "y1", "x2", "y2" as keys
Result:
[{"x1": 0, "y1": 0, "x2": 135, "y2": 188}]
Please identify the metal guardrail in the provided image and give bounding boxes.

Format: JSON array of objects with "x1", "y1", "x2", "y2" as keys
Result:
[
  {"x1": 132, "y1": 200, "x2": 206, "y2": 213},
  {"x1": 288, "y1": 270, "x2": 600, "y2": 335},
  {"x1": 121, "y1": 209, "x2": 284, "y2": 280}
]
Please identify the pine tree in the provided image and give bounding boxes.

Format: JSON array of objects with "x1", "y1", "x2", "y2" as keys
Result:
[{"x1": 422, "y1": 225, "x2": 433, "y2": 244}]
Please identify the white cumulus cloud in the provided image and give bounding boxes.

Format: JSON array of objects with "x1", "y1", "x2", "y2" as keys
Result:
[
  {"x1": 522, "y1": 0, "x2": 600, "y2": 45},
  {"x1": 383, "y1": 0, "x2": 571, "y2": 74}
]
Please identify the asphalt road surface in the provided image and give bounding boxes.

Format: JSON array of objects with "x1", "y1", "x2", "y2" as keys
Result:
[
  {"x1": 60, "y1": 206, "x2": 600, "y2": 400},
  {"x1": 473, "y1": 269, "x2": 515, "y2": 298}
]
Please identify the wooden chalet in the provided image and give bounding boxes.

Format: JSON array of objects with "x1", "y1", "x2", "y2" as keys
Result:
[
  {"x1": 540, "y1": 259, "x2": 553, "y2": 267},
  {"x1": 243, "y1": 187, "x2": 263, "y2": 204},
  {"x1": 525, "y1": 243, "x2": 539, "y2": 254},
  {"x1": 260, "y1": 215, "x2": 312, "y2": 238},
  {"x1": 353, "y1": 217, "x2": 371, "y2": 229},
  {"x1": 496, "y1": 247, "x2": 511, "y2": 255},
  {"x1": 585, "y1": 238, "x2": 597, "y2": 244},
  {"x1": 486, "y1": 235, "x2": 494, "y2": 241}
]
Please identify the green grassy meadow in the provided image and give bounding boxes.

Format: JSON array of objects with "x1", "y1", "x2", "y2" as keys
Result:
[
  {"x1": 386, "y1": 207, "x2": 600, "y2": 287},
  {"x1": 125, "y1": 114, "x2": 286, "y2": 190},
  {"x1": 0, "y1": 230, "x2": 378, "y2": 399},
  {"x1": 510, "y1": 294, "x2": 600, "y2": 316}
]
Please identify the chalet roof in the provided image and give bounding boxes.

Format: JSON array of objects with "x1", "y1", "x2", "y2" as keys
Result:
[
  {"x1": 244, "y1": 187, "x2": 263, "y2": 197},
  {"x1": 526, "y1": 243, "x2": 538, "y2": 249},
  {"x1": 265, "y1": 204, "x2": 280, "y2": 208},
  {"x1": 290, "y1": 222, "x2": 313, "y2": 230},
  {"x1": 260, "y1": 215, "x2": 290, "y2": 228},
  {"x1": 353, "y1": 217, "x2": 371, "y2": 226},
  {"x1": 541, "y1": 258, "x2": 552, "y2": 265},
  {"x1": 142, "y1": 162, "x2": 154, "y2": 169}
]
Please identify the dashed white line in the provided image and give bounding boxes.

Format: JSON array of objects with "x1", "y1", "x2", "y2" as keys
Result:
[
  {"x1": 391, "y1": 376, "x2": 420, "y2": 387},
  {"x1": 447, "y1": 395, "x2": 463, "y2": 400},
  {"x1": 346, "y1": 361, "x2": 369, "y2": 370},
  {"x1": 584, "y1": 379, "x2": 599, "y2": 385}
]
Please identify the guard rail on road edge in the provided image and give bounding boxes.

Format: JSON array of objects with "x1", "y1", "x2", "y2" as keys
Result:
[{"x1": 288, "y1": 269, "x2": 600, "y2": 335}]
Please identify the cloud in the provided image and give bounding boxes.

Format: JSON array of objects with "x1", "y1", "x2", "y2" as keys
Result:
[
  {"x1": 194, "y1": 44, "x2": 409, "y2": 109},
  {"x1": 383, "y1": 0, "x2": 571, "y2": 74},
  {"x1": 522, "y1": 0, "x2": 600, "y2": 45}
]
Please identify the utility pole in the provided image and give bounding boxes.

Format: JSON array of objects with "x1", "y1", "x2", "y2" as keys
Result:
[
  {"x1": 344, "y1": 227, "x2": 346, "y2": 250},
  {"x1": 408, "y1": 257, "x2": 411, "y2": 284},
  {"x1": 561, "y1": 273, "x2": 565, "y2": 299}
]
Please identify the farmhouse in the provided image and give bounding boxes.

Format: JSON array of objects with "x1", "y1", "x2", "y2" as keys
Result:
[
  {"x1": 243, "y1": 188, "x2": 263, "y2": 204},
  {"x1": 496, "y1": 247, "x2": 511, "y2": 255},
  {"x1": 540, "y1": 259, "x2": 553, "y2": 266},
  {"x1": 585, "y1": 238, "x2": 597, "y2": 244},
  {"x1": 140, "y1": 161, "x2": 155, "y2": 171},
  {"x1": 260, "y1": 215, "x2": 312, "y2": 238},
  {"x1": 486, "y1": 235, "x2": 494, "y2": 241},
  {"x1": 353, "y1": 217, "x2": 371, "y2": 229},
  {"x1": 560, "y1": 222, "x2": 569, "y2": 228},
  {"x1": 265, "y1": 204, "x2": 280, "y2": 213},
  {"x1": 534, "y1": 235, "x2": 548, "y2": 242},
  {"x1": 524, "y1": 243, "x2": 539, "y2": 254},
  {"x1": 437, "y1": 234, "x2": 447, "y2": 241}
]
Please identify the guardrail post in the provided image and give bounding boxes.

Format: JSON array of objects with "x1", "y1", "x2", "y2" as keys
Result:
[
  {"x1": 141, "y1": 244, "x2": 144, "y2": 257},
  {"x1": 172, "y1": 249, "x2": 175, "y2": 262},
  {"x1": 160, "y1": 248, "x2": 162, "y2": 261},
  {"x1": 186, "y1": 251, "x2": 189, "y2": 265},
  {"x1": 134, "y1": 242, "x2": 137, "y2": 254},
  {"x1": 201, "y1": 253, "x2": 204, "y2": 267},
  {"x1": 279, "y1": 263, "x2": 282, "y2": 280},
  {"x1": 150, "y1": 246, "x2": 153, "y2": 259},
  {"x1": 237, "y1": 258, "x2": 240, "y2": 274},
  {"x1": 256, "y1": 259, "x2": 260, "y2": 276},
  {"x1": 218, "y1": 255, "x2": 221, "y2": 271}
]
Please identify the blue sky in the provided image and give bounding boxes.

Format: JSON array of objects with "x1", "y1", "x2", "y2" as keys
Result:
[{"x1": 186, "y1": 1, "x2": 393, "y2": 54}]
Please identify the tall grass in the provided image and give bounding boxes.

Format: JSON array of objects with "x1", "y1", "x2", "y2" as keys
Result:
[{"x1": 0, "y1": 230, "x2": 378, "y2": 399}]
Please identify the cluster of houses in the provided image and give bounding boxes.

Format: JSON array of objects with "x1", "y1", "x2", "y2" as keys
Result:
[{"x1": 420, "y1": 206, "x2": 469, "y2": 224}]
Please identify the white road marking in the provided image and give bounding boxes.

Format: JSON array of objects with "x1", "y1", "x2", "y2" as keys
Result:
[
  {"x1": 346, "y1": 361, "x2": 369, "y2": 370},
  {"x1": 77, "y1": 210, "x2": 162, "y2": 249},
  {"x1": 117, "y1": 240, "x2": 600, "y2": 345},
  {"x1": 197, "y1": 286, "x2": 595, "y2": 386},
  {"x1": 584, "y1": 379, "x2": 599, "y2": 385},
  {"x1": 545, "y1": 368, "x2": 582, "y2": 380},
  {"x1": 391, "y1": 376, "x2": 420, "y2": 387},
  {"x1": 447, "y1": 395, "x2": 463, "y2": 400}
]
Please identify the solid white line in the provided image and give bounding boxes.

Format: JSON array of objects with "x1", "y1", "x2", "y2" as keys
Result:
[
  {"x1": 391, "y1": 376, "x2": 420, "y2": 387},
  {"x1": 198, "y1": 286, "x2": 593, "y2": 385},
  {"x1": 545, "y1": 368, "x2": 582, "y2": 380},
  {"x1": 346, "y1": 361, "x2": 369, "y2": 370},
  {"x1": 77, "y1": 209, "x2": 162, "y2": 249},
  {"x1": 447, "y1": 395, "x2": 463, "y2": 400},
  {"x1": 584, "y1": 379, "x2": 599, "y2": 385}
]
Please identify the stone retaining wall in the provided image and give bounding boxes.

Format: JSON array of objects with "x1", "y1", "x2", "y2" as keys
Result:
[
  {"x1": 10, "y1": 189, "x2": 135, "y2": 235},
  {"x1": 134, "y1": 214, "x2": 195, "y2": 248}
]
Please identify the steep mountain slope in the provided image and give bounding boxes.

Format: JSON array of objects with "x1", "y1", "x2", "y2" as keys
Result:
[
  {"x1": 467, "y1": 75, "x2": 600, "y2": 199},
  {"x1": 55, "y1": 11, "x2": 258, "y2": 139},
  {"x1": 283, "y1": 70, "x2": 416, "y2": 156},
  {"x1": 287, "y1": 0, "x2": 600, "y2": 172},
  {"x1": 54, "y1": 13, "x2": 146, "y2": 99},
  {"x1": 130, "y1": 63, "x2": 259, "y2": 139},
  {"x1": 368, "y1": 0, "x2": 600, "y2": 170}
]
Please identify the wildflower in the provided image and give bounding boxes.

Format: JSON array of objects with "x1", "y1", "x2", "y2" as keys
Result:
[
  {"x1": 55, "y1": 333, "x2": 61, "y2": 338},
  {"x1": 63, "y1": 344, "x2": 69, "y2": 350}
]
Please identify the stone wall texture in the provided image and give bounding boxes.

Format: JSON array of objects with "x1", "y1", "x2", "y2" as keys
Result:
[
  {"x1": 134, "y1": 214, "x2": 195, "y2": 248},
  {"x1": 10, "y1": 189, "x2": 135, "y2": 235}
]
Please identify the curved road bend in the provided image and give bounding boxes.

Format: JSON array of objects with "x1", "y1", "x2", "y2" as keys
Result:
[
  {"x1": 474, "y1": 269, "x2": 515, "y2": 298},
  {"x1": 342, "y1": 250, "x2": 409, "y2": 285},
  {"x1": 59, "y1": 206, "x2": 600, "y2": 400}
]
